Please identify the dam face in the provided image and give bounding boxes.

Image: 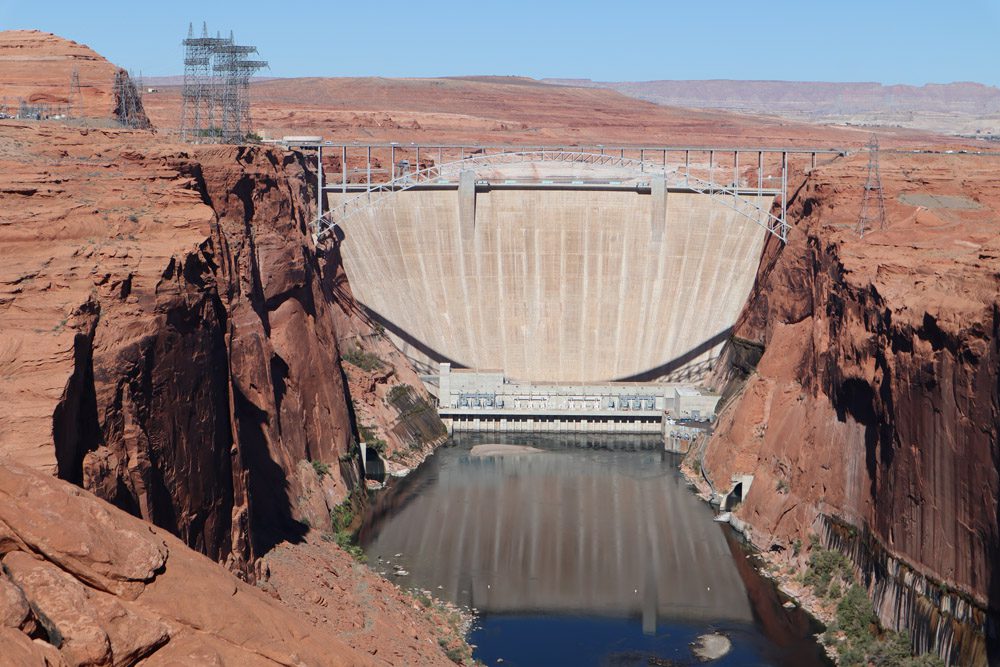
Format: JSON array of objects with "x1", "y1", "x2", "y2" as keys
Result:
[{"x1": 330, "y1": 186, "x2": 770, "y2": 383}]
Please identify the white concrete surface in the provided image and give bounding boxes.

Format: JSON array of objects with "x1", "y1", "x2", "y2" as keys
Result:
[{"x1": 330, "y1": 188, "x2": 769, "y2": 382}]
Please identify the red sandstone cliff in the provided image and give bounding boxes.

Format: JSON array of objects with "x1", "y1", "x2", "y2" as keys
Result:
[
  {"x1": 701, "y1": 151, "x2": 1000, "y2": 664},
  {"x1": 0, "y1": 117, "x2": 443, "y2": 574},
  {"x1": 0, "y1": 33, "x2": 455, "y2": 662},
  {"x1": 75, "y1": 143, "x2": 362, "y2": 571}
]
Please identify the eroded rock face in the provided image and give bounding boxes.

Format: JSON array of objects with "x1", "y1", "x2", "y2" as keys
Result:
[
  {"x1": 0, "y1": 117, "x2": 369, "y2": 576},
  {"x1": 0, "y1": 462, "x2": 370, "y2": 666},
  {"x1": 73, "y1": 145, "x2": 361, "y2": 574},
  {"x1": 703, "y1": 152, "x2": 1000, "y2": 662}
]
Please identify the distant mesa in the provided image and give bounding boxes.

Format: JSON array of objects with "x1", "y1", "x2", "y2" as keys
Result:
[{"x1": 541, "y1": 77, "x2": 1000, "y2": 136}]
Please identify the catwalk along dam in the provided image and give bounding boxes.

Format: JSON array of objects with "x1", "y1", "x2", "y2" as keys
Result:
[{"x1": 305, "y1": 143, "x2": 840, "y2": 384}]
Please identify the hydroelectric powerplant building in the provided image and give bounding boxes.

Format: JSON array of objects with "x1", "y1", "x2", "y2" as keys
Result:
[
  {"x1": 287, "y1": 141, "x2": 843, "y2": 432},
  {"x1": 437, "y1": 364, "x2": 720, "y2": 434}
]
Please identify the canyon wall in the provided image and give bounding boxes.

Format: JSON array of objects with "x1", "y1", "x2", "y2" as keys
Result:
[
  {"x1": 702, "y1": 151, "x2": 1000, "y2": 664},
  {"x1": 0, "y1": 118, "x2": 443, "y2": 578},
  {"x1": 72, "y1": 145, "x2": 360, "y2": 573},
  {"x1": 0, "y1": 120, "x2": 456, "y2": 666}
]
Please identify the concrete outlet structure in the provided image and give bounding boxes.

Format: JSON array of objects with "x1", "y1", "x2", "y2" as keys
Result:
[{"x1": 329, "y1": 186, "x2": 770, "y2": 384}]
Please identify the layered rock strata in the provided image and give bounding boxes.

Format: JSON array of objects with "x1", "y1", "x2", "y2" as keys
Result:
[
  {"x1": 701, "y1": 151, "x2": 1000, "y2": 664},
  {"x1": 0, "y1": 118, "x2": 446, "y2": 576},
  {"x1": 0, "y1": 462, "x2": 372, "y2": 665}
]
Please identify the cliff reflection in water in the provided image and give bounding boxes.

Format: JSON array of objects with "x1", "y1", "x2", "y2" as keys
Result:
[{"x1": 360, "y1": 434, "x2": 753, "y2": 624}]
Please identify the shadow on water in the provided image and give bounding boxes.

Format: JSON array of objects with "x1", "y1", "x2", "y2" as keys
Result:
[{"x1": 360, "y1": 433, "x2": 829, "y2": 666}]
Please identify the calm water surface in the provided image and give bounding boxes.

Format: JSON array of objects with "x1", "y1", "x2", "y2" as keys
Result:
[{"x1": 359, "y1": 433, "x2": 828, "y2": 667}]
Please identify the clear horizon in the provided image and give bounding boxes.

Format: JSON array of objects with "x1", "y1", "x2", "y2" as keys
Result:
[{"x1": 0, "y1": 0, "x2": 997, "y2": 87}]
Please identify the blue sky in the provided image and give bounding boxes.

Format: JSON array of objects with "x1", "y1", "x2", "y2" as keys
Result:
[{"x1": 1, "y1": 0, "x2": 997, "y2": 85}]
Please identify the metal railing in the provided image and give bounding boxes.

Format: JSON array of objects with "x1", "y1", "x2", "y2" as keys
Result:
[{"x1": 281, "y1": 142, "x2": 846, "y2": 244}]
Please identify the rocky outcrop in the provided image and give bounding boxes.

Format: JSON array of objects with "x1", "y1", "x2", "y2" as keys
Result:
[
  {"x1": 0, "y1": 31, "x2": 129, "y2": 122},
  {"x1": 0, "y1": 461, "x2": 372, "y2": 666},
  {"x1": 0, "y1": 117, "x2": 374, "y2": 576},
  {"x1": 702, "y1": 151, "x2": 1000, "y2": 664}
]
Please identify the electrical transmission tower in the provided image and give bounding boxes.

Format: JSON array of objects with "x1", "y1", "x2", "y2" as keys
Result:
[
  {"x1": 68, "y1": 68, "x2": 83, "y2": 118},
  {"x1": 113, "y1": 70, "x2": 149, "y2": 129},
  {"x1": 857, "y1": 134, "x2": 886, "y2": 238},
  {"x1": 181, "y1": 23, "x2": 224, "y2": 141},
  {"x1": 180, "y1": 23, "x2": 267, "y2": 143}
]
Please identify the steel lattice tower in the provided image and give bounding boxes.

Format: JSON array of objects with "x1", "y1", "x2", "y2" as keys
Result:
[
  {"x1": 181, "y1": 23, "x2": 226, "y2": 141},
  {"x1": 212, "y1": 31, "x2": 267, "y2": 143},
  {"x1": 181, "y1": 24, "x2": 267, "y2": 143},
  {"x1": 113, "y1": 70, "x2": 148, "y2": 128},
  {"x1": 68, "y1": 68, "x2": 82, "y2": 118},
  {"x1": 857, "y1": 134, "x2": 886, "y2": 238}
]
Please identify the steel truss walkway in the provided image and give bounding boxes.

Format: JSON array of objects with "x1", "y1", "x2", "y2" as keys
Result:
[{"x1": 278, "y1": 142, "x2": 845, "y2": 244}]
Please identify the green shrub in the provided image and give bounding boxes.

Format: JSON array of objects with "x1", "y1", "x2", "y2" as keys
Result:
[
  {"x1": 339, "y1": 438, "x2": 359, "y2": 462},
  {"x1": 869, "y1": 631, "x2": 915, "y2": 667},
  {"x1": 342, "y1": 346, "x2": 384, "y2": 372},
  {"x1": 325, "y1": 495, "x2": 367, "y2": 562},
  {"x1": 330, "y1": 499, "x2": 354, "y2": 533},
  {"x1": 830, "y1": 585, "x2": 944, "y2": 667},
  {"x1": 837, "y1": 585, "x2": 875, "y2": 639},
  {"x1": 387, "y1": 384, "x2": 413, "y2": 404},
  {"x1": 358, "y1": 423, "x2": 387, "y2": 453},
  {"x1": 334, "y1": 531, "x2": 366, "y2": 562},
  {"x1": 321, "y1": 531, "x2": 365, "y2": 562},
  {"x1": 803, "y1": 542, "x2": 851, "y2": 594},
  {"x1": 311, "y1": 460, "x2": 330, "y2": 477}
]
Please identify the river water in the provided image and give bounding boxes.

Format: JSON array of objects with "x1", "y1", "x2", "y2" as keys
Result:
[{"x1": 358, "y1": 433, "x2": 828, "y2": 667}]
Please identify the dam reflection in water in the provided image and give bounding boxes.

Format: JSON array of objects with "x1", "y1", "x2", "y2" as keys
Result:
[{"x1": 359, "y1": 434, "x2": 826, "y2": 666}]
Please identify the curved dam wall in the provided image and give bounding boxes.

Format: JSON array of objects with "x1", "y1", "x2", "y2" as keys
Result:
[{"x1": 329, "y1": 188, "x2": 770, "y2": 383}]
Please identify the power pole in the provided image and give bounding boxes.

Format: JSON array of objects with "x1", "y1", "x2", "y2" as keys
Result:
[{"x1": 857, "y1": 134, "x2": 886, "y2": 238}]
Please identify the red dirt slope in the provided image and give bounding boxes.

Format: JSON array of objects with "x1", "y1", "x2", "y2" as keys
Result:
[{"x1": 140, "y1": 75, "x2": 971, "y2": 149}]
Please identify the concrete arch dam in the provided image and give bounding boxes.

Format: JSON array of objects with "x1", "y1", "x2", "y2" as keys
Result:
[{"x1": 329, "y1": 165, "x2": 772, "y2": 383}]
